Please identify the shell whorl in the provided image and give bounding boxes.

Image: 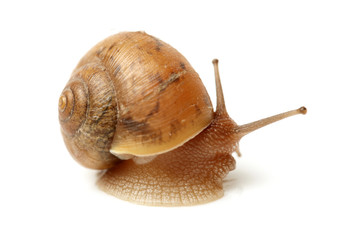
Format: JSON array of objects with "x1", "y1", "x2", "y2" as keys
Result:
[
  {"x1": 78, "y1": 31, "x2": 214, "y2": 157},
  {"x1": 59, "y1": 63, "x2": 119, "y2": 169},
  {"x1": 58, "y1": 77, "x2": 88, "y2": 136},
  {"x1": 59, "y1": 31, "x2": 213, "y2": 168}
]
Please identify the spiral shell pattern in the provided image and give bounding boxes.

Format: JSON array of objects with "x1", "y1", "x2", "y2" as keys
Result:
[
  {"x1": 59, "y1": 31, "x2": 213, "y2": 169},
  {"x1": 59, "y1": 63, "x2": 119, "y2": 169},
  {"x1": 58, "y1": 78, "x2": 88, "y2": 136}
]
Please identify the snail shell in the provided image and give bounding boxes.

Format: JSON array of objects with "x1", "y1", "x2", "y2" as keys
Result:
[
  {"x1": 59, "y1": 31, "x2": 213, "y2": 169},
  {"x1": 59, "y1": 31, "x2": 306, "y2": 206}
]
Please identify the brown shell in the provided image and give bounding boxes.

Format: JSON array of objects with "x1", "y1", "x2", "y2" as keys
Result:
[
  {"x1": 59, "y1": 63, "x2": 119, "y2": 169},
  {"x1": 59, "y1": 32, "x2": 213, "y2": 169}
]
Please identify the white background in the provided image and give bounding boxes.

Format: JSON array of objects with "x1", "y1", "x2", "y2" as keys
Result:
[{"x1": 1, "y1": 0, "x2": 359, "y2": 239}]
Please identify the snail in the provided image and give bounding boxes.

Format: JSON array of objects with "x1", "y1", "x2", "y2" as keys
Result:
[{"x1": 58, "y1": 31, "x2": 306, "y2": 206}]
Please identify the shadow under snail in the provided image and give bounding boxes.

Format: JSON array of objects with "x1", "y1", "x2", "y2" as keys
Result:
[{"x1": 58, "y1": 31, "x2": 306, "y2": 206}]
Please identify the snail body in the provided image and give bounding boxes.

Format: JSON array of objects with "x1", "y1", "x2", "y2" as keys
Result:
[{"x1": 59, "y1": 31, "x2": 306, "y2": 206}]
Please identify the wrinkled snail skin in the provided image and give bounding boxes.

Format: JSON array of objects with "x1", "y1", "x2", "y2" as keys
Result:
[
  {"x1": 59, "y1": 31, "x2": 306, "y2": 206},
  {"x1": 98, "y1": 112, "x2": 240, "y2": 206}
]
